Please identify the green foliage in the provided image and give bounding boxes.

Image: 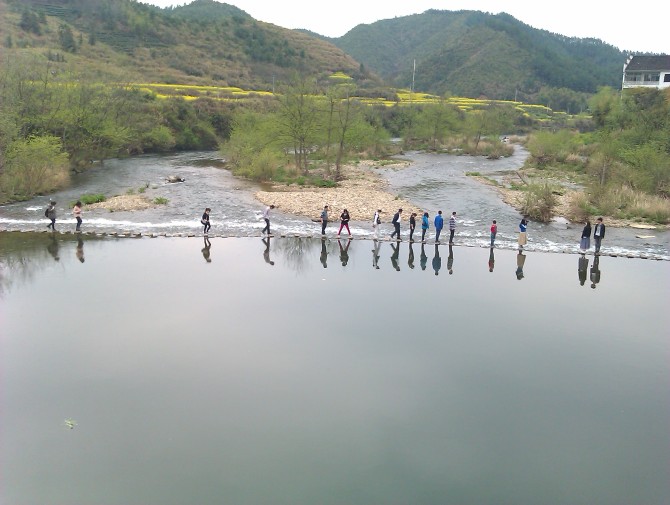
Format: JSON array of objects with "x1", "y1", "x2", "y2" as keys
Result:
[
  {"x1": 160, "y1": 98, "x2": 219, "y2": 150},
  {"x1": 0, "y1": 54, "x2": 234, "y2": 201},
  {"x1": 530, "y1": 88, "x2": 670, "y2": 223},
  {"x1": 153, "y1": 196, "x2": 169, "y2": 205},
  {"x1": 4, "y1": 0, "x2": 362, "y2": 89},
  {"x1": 333, "y1": 10, "x2": 625, "y2": 106},
  {"x1": 1, "y1": 136, "x2": 70, "y2": 201},
  {"x1": 520, "y1": 183, "x2": 558, "y2": 222},
  {"x1": 58, "y1": 24, "x2": 78, "y2": 53},
  {"x1": 70, "y1": 193, "x2": 106, "y2": 206},
  {"x1": 19, "y1": 10, "x2": 43, "y2": 35},
  {"x1": 81, "y1": 193, "x2": 106, "y2": 204},
  {"x1": 526, "y1": 130, "x2": 583, "y2": 168}
]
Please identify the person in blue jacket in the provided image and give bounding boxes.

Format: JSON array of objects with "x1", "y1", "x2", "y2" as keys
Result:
[
  {"x1": 421, "y1": 212, "x2": 430, "y2": 242},
  {"x1": 434, "y1": 210, "x2": 444, "y2": 243}
]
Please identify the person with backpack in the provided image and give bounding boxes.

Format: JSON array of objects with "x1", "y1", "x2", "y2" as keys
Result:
[
  {"x1": 45, "y1": 201, "x2": 56, "y2": 230},
  {"x1": 390, "y1": 208, "x2": 402, "y2": 240}
]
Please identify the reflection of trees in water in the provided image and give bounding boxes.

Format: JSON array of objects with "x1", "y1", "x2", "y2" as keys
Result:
[
  {"x1": 0, "y1": 235, "x2": 56, "y2": 295},
  {"x1": 0, "y1": 233, "x2": 88, "y2": 295},
  {"x1": 273, "y1": 237, "x2": 338, "y2": 274}
]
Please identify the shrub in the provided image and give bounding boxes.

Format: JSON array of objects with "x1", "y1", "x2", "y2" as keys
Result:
[
  {"x1": 591, "y1": 186, "x2": 670, "y2": 224},
  {"x1": 1, "y1": 136, "x2": 70, "y2": 200},
  {"x1": 153, "y1": 197, "x2": 169, "y2": 205},
  {"x1": 521, "y1": 183, "x2": 558, "y2": 222},
  {"x1": 80, "y1": 194, "x2": 106, "y2": 205}
]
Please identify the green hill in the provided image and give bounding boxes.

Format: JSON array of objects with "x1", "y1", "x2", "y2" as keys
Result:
[
  {"x1": 0, "y1": 0, "x2": 364, "y2": 89},
  {"x1": 330, "y1": 10, "x2": 627, "y2": 100}
]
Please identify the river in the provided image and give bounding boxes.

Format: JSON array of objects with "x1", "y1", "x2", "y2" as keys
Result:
[{"x1": 1, "y1": 148, "x2": 668, "y2": 259}]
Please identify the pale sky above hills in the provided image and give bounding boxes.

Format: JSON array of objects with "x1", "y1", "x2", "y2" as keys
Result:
[{"x1": 139, "y1": 0, "x2": 668, "y2": 54}]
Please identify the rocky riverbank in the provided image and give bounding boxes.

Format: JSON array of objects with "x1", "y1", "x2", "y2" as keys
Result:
[{"x1": 254, "y1": 160, "x2": 423, "y2": 222}]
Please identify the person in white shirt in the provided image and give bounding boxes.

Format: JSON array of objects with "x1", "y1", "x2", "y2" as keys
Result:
[
  {"x1": 373, "y1": 209, "x2": 382, "y2": 238},
  {"x1": 262, "y1": 204, "x2": 275, "y2": 236}
]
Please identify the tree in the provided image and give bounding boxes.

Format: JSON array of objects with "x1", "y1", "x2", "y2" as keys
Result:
[
  {"x1": 58, "y1": 24, "x2": 77, "y2": 53},
  {"x1": 1, "y1": 136, "x2": 70, "y2": 199},
  {"x1": 19, "y1": 11, "x2": 41, "y2": 35},
  {"x1": 274, "y1": 76, "x2": 321, "y2": 174},
  {"x1": 464, "y1": 103, "x2": 516, "y2": 152},
  {"x1": 413, "y1": 99, "x2": 461, "y2": 150}
]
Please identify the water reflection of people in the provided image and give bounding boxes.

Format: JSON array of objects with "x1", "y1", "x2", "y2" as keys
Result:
[
  {"x1": 432, "y1": 244, "x2": 441, "y2": 275},
  {"x1": 488, "y1": 247, "x2": 495, "y2": 272},
  {"x1": 372, "y1": 239, "x2": 381, "y2": 269},
  {"x1": 320, "y1": 238, "x2": 328, "y2": 268},
  {"x1": 201, "y1": 236, "x2": 212, "y2": 263},
  {"x1": 390, "y1": 242, "x2": 400, "y2": 271},
  {"x1": 47, "y1": 234, "x2": 60, "y2": 261},
  {"x1": 516, "y1": 251, "x2": 526, "y2": 280},
  {"x1": 420, "y1": 243, "x2": 427, "y2": 270},
  {"x1": 578, "y1": 255, "x2": 589, "y2": 286},
  {"x1": 76, "y1": 237, "x2": 85, "y2": 263},
  {"x1": 447, "y1": 244, "x2": 454, "y2": 274},
  {"x1": 338, "y1": 238, "x2": 350, "y2": 266},
  {"x1": 262, "y1": 237, "x2": 274, "y2": 266},
  {"x1": 408, "y1": 242, "x2": 415, "y2": 269},
  {"x1": 590, "y1": 255, "x2": 601, "y2": 289}
]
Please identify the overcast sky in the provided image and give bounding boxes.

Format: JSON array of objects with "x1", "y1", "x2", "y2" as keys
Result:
[{"x1": 138, "y1": 0, "x2": 667, "y2": 54}]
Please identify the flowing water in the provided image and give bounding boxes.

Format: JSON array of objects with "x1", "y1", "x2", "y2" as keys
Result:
[{"x1": 1, "y1": 149, "x2": 668, "y2": 259}]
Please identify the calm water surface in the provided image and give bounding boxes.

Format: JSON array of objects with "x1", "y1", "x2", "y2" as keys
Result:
[{"x1": 1, "y1": 233, "x2": 668, "y2": 505}]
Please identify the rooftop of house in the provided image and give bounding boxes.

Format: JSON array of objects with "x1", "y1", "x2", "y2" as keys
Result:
[{"x1": 625, "y1": 55, "x2": 670, "y2": 71}]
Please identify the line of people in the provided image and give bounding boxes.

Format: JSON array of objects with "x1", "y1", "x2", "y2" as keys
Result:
[{"x1": 45, "y1": 200, "x2": 605, "y2": 256}]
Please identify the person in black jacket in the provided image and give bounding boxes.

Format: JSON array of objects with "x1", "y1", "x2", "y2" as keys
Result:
[
  {"x1": 593, "y1": 217, "x2": 606, "y2": 254},
  {"x1": 390, "y1": 208, "x2": 402, "y2": 240},
  {"x1": 201, "y1": 208, "x2": 211, "y2": 235},
  {"x1": 580, "y1": 220, "x2": 591, "y2": 253}
]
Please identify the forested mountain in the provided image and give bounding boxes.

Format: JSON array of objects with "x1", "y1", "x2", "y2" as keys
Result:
[
  {"x1": 330, "y1": 10, "x2": 627, "y2": 101},
  {"x1": 0, "y1": 0, "x2": 365, "y2": 89}
]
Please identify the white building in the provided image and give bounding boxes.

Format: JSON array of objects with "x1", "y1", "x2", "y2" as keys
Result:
[{"x1": 622, "y1": 55, "x2": 670, "y2": 90}]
